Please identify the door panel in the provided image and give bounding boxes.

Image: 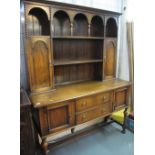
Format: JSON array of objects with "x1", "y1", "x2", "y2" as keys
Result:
[
  {"x1": 114, "y1": 87, "x2": 128, "y2": 111},
  {"x1": 48, "y1": 106, "x2": 68, "y2": 129},
  {"x1": 26, "y1": 37, "x2": 53, "y2": 92},
  {"x1": 33, "y1": 40, "x2": 50, "y2": 87},
  {"x1": 47, "y1": 102, "x2": 75, "y2": 133},
  {"x1": 104, "y1": 39, "x2": 116, "y2": 79}
]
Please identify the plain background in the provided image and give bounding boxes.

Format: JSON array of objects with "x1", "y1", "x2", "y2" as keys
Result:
[{"x1": 0, "y1": 0, "x2": 155, "y2": 155}]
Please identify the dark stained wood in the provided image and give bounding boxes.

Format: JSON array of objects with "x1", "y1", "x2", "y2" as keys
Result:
[
  {"x1": 20, "y1": 89, "x2": 36, "y2": 155},
  {"x1": 91, "y1": 16, "x2": 104, "y2": 37},
  {"x1": 25, "y1": 5, "x2": 50, "y2": 36},
  {"x1": 26, "y1": 37, "x2": 54, "y2": 92},
  {"x1": 73, "y1": 13, "x2": 88, "y2": 36},
  {"x1": 53, "y1": 36, "x2": 104, "y2": 39},
  {"x1": 23, "y1": 1, "x2": 132, "y2": 154},
  {"x1": 53, "y1": 10, "x2": 71, "y2": 36},
  {"x1": 122, "y1": 107, "x2": 128, "y2": 134},
  {"x1": 104, "y1": 39, "x2": 116, "y2": 79},
  {"x1": 106, "y1": 17, "x2": 117, "y2": 37},
  {"x1": 54, "y1": 59, "x2": 103, "y2": 66}
]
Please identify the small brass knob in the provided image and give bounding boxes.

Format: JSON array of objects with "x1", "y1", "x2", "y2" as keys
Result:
[
  {"x1": 82, "y1": 101, "x2": 87, "y2": 106},
  {"x1": 83, "y1": 114, "x2": 86, "y2": 118}
]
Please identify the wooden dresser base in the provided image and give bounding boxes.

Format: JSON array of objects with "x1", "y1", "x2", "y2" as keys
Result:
[{"x1": 40, "y1": 110, "x2": 128, "y2": 155}]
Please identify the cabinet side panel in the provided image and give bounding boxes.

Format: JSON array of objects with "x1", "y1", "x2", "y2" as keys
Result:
[{"x1": 39, "y1": 108, "x2": 49, "y2": 136}]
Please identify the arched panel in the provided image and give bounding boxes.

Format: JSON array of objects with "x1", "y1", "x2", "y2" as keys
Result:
[
  {"x1": 91, "y1": 16, "x2": 104, "y2": 37},
  {"x1": 105, "y1": 41, "x2": 116, "y2": 78},
  {"x1": 73, "y1": 13, "x2": 88, "y2": 36},
  {"x1": 28, "y1": 7, "x2": 50, "y2": 35},
  {"x1": 106, "y1": 18, "x2": 117, "y2": 37},
  {"x1": 32, "y1": 41, "x2": 50, "y2": 88},
  {"x1": 53, "y1": 10, "x2": 71, "y2": 36}
]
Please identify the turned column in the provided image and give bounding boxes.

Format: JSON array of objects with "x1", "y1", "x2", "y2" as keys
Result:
[
  {"x1": 41, "y1": 139, "x2": 48, "y2": 155},
  {"x1": 71, "y1": 22, "x2": 73, "y2": 36},
  {"x1": 88, "y1": 23, "x2": 91, "y2": 36},
  {"x1": 122, "y1": 107, "x2": 128, "y2": 134}
]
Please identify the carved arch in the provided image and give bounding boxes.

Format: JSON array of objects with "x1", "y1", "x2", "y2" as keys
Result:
[
  {"x1": 73, "y1": 13, "x2": 88, "y2": 36},
  {"x1": 106, "y1": 17, "x2": 117, "y2": 37}
]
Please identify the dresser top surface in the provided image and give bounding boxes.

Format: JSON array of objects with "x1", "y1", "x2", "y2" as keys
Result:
[{"x1": 30, "y1": 79, "x2": 132, "y2": 108}]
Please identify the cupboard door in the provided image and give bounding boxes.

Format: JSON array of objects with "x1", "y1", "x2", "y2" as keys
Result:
[
  {"x1": 114, "y1": 87, "x2": 129, "y2": 111},
  {"x1": 46, "y1": 102, "x2": 75, "y2": 133},
  {"x1": 104, "y1": 39, "x2": 116, "y2": 79},
  {"x1": 26, "y1": 37, "x2": 53, "y2": 92}
]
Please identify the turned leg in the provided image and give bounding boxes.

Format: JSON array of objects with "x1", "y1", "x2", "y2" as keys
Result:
[
  {"x1": 122, "y1": 107, "x2": 128, "y2": 134},
  {"x1": 71, "y1": 128, "x2": 75, "y2": 134},
  {"x1": 41, "y1": 139, "x2": 48, "y2": 155},
  {"x1": 104, "y1": 116, "x2": 109, "y2": 123}
]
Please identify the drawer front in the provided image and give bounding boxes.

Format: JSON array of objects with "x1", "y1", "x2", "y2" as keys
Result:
[
  {"x1": 76, "y1": 108, "x2": 100, "y2": 124},
  {"x1": 76, "y1": 96, "x2": 96, "y2": 112},
  {"x1": 96, "y1": 92, "x2": 111, "y2": 104},
  {"x1": 76, "y1": 101, "x2": 112, "y2": 124},
  {"x1": 99, "y1": 102, "x2": 112, "y2": 116},
  {"x1": 76, "y1": 92, "x2": 111, "y2": 112}
]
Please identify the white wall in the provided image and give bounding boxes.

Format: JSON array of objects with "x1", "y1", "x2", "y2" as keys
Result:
[{"x1": 49, "y1": 0, "x2": 122, "y2": 12}]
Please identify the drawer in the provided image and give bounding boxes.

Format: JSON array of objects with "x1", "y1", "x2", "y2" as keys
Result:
[
  {"x1": 76, "y1": 92, "x2": 112, "y2": 112},
  {"x1": 76, "y1": 108, "x2": 100, "y2": 124},
  {"x1": 99, "y1": 102, "x2": 112, "y2": 116},
  {"x1": 96, "y1": 92, "x2": 111, "y2": 104},
  {"x1": 76, "y1": 96, "x2": 96, "y2": 112}
]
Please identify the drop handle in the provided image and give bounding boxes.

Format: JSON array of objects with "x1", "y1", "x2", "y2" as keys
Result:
[
  {"x1": 101, "y1": 108, "x2": 106, "y2": 113},
  {"x1": 82, "y1": 101, "x2": 87, "y2": 106},
  {"x1": 82, "y1": 114, "x2": 87, "y2": 120}
]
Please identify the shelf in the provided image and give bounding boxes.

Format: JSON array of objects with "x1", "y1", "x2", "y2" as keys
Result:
[
  {"x1": 53, "y1": 59, "x2": 103, "y2": 66},
  {"x1": 55, "y1": 79, "x2": 92, "y2": 86},
  {"x1": 53, "y1": 36, "x2": 104, "y2": 40},
  {"x1": 105, "y1": 37, "x2": 117, "y2": 39}
]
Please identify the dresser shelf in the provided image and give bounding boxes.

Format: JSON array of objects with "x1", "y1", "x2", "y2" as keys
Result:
[
  {"x1": 53, "y1": 36, "x2": 104, "y2": 40},
  {"x1": 53, "y1": 59, "x2": 103, "y2": 66}
]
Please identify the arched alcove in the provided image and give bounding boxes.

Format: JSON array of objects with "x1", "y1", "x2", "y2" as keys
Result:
[
  {"x1": 91, "y1": 16, "x2": 104, "y2": 37},
  {"x1": 53, "y1": 10, "x2": 71, "y2": 36},
  {"x1": 106, "y1": 18, "x2": 117, "y2": 37},
  {"x1": 73, "y1": 13, "x2": 88, "y2": 36},
  {"x1": 28, "y1": 8, "x2": 50, "y2": 35}
]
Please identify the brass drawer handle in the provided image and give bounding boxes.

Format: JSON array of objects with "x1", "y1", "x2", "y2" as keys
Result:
[
  {"x1": 103, "y1": 96, "x2": 106, "y2": 99},
  {"x1": 82, "y1": 114, "x2": 86, "y2": 118},
  {"x1": 82, "y1": 114, "x2": 87, "y2": 121},
  {"x1": 82, "y1": 101, "x2": 87, "y2": 106},
  {"x1": 101, "y1": 109, "x2": 106, "y2": 113}
]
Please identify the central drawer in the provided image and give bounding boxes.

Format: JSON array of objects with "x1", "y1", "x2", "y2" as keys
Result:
[
  {"x1": 76, "y1": 92, "x2": 111, "y2": 112},
  {"x1": 76, "y1": 101, "x2": 112, "y2": 124},
  {"x1": 76, "y1": 108, "x2": 100, "y2": 124}
]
